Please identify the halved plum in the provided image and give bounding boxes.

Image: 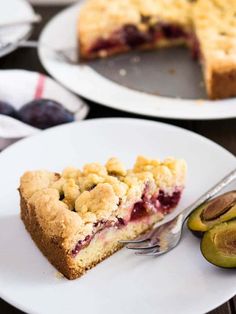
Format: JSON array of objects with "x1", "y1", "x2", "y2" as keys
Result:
[
  {"x1": 187, "y1": 191, "x2": 236, "y2": 237},
  {"x1": 201, "y1": 219, "x2": 236, "y2": 268}
]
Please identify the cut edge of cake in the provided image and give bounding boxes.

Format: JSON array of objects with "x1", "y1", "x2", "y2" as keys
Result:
[
  {"x1": 78, "y1": 0, "x2": 192, "y2": 60},
  {"x1": 192, "y1": 0, "x2": 236, "y2": 100}
]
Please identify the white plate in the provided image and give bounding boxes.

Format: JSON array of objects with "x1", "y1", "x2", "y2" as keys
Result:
[
  {"x1": 38, "y1": 2, "x2": 236, "y2": 120},
  {"x1": 0, "y1": 118, "x2": 235, "y2": 314},
  {"x1": 0, "y1": 0, "x2": 35, "y2": 58}
]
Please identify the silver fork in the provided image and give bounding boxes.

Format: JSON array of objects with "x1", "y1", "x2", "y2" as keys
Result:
[
  {"x1": 0, "y1": 40, "x2": 78, "y2": 64},
  {"x1": 120, "y1": 168, "x2": 236, "y2": 256}
]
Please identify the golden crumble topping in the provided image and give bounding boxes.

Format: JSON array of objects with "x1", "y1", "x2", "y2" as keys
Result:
[
  {"x1": 78, "y1": 0, "x2": 192, "y2": 49},
  {"x1": 193, "y1": 0, "x2": 236, "y2": 70},
  {"x1": 104, "y1": 176, "x2": 128, "y2": 199},
  {"x1": 62, "y1": 179, "x2": 80, "y2": 210},
  {"x1": 83, "y1": 162, "x2": 108, "y2": 177},
  {"x1": 75, "y1": 183, "x2": 119, "y2": 221},
  {"x1": 20, "y1": 156, "x2": 187, "y2": 244},
  {"x1": 78, "y1": 173, "x2": 103, "y2": 192},
  {"x1": 62, "y1": 167, "x2": 81, "y2": 181},
  {"x1": 20, "y1": 170, "x2": 59, "y2": 199},
  {"x1": 133, "y1": 155, "x2": 160, "y2": 172},
  {"x1": 106, "y1": 157, "x2": 127, "y2": 176},
  {"x1": 51, "y1": 177, "x2": 66, "y2": 194},
  {"x1": 134, "y1": 156, "x2": 186, "y2": 189}
]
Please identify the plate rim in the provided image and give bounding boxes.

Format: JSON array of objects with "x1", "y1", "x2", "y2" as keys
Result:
[
  {"x1": 1, "y1": 117, "x2": 236, "y2": 160},
  {"x1": 0, "y1": 118, "x2": 235, "y2": 314},
  {"x1": 38, "y1": 3, "x2": 236, "y2": 121}
]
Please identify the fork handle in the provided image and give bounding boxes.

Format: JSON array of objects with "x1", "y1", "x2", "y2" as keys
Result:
[{"x1": 182, "y1": 168, "x2": 236, "y2": 221}]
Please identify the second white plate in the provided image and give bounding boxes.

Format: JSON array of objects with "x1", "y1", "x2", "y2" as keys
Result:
[{"x1": 38, "y1": 2, "x2": 236, "y2": 120}]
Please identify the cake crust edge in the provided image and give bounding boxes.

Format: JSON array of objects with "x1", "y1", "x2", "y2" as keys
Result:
[
  {"x1": 20, "y1": 193, "x2": 124, "y2": 280},
  {"x1": 206, "y1": 68, "x2": 236, "y2": 100}
]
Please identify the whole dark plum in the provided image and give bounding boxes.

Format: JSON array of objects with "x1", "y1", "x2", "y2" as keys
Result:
[
  {"x1": 0, "y1": 101, "x2": 17, "y2": 118},
  {"x1": 18, "y1": 99, "x2": 74, "y2": 129}
]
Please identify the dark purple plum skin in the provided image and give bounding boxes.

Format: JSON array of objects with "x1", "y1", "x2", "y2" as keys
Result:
[
  {"x1": 17, "y1": 99, "x2": 74, "y2": 129},
  {"x1": 0, "y1": 101, "x2": 17, "y2": 118}
]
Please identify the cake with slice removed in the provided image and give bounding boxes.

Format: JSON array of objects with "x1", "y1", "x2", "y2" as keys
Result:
[
  {"x1": 19, "y1": 156, "x2": 187, "y2": 279},
  {"x1": 78, "y1": 0, "x2": 236, "y2": 100},
  {"x1": 78, "y1": 0, "x2": 192, "y2": 59}
]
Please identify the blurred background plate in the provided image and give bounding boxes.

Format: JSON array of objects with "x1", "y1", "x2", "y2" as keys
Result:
[
  {"x1": 38, "y1": 2, "x2": 236, "y2": 120},
  {"x1": 0, "y1": 0, "x2": 35, "y2": 58}
]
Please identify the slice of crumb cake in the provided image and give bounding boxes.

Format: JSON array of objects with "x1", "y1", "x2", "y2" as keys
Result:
[
  {"x1": 192, "y1": 0, "x2": 236, "y2": 99},
  {"x1": 19, "y1": 156, "x2": 187, "y2": 279},
  {"x1": 78, "y1": 0, "x2": 192, "y2": 59}
]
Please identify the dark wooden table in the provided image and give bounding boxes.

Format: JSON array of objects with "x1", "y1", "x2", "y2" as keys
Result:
[{"x1": 0, "y1": 5, "x2": 235, "y2": 314}]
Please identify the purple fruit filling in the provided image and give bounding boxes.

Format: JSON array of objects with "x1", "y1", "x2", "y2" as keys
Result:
[
  {"x1": 90, "y1": 38, "x2": 120, "y2": 53},
  {"x1": 117, "y1": 217, "x2": 126, "y2": 226},
  {"x1": 130, "y1": 201, "x2": 147, "y2": 221},
  {"x1": 122, "y1": 24, "x2": 152, "y2": 47},
  {"x1": 157, "y1": 190, "x2": 181, "y2": 213},
  {"x1": 130, "y1": 189, "x2": 181, "y2": 221},
  {"x1": 71, "y1": 218, "x2": 125, "y2": 256},
  {"x1": 160, "y1": 23, "x2": 187, "y2": 39},
  {"x1": 72, "y1": 235, "x2": 92, "y2": 256},
  {"x1": 89, "y1": 22, "x2": 188, "y2": 54},
  {"x1": 72, "y1": 189, "x2": 182, "y2": 256},
  {"x1": 189, "y1": 33, "x2": 201, "y2": 60}
]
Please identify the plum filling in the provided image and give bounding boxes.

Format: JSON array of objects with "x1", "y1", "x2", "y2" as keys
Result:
[
  {"x1": 122, "y1": 24, "x2": 152, "y2": 47},
  {"x1": 161, "y1": 24, "x2": 187, "y2": 39},
  {"x1": 188, "y1": 33, "x2": 201, "y2": 60},
  {"x1": 89, "y1": 22, "x2": 188, "y2": 54},
  {"x1": 71, "y1": 188, "x2": 182, "y2": 256},
  {"x1": 157, "y1": 190, "x2": 181, "y2": 213},
  {"x1": 149, "y1": 23, "x2": 187, "y2": 40},
  {"x1": 130, "y1": 201, "x2": 147, "y2": 221},
  {"x1": 71, "y1": 218, "x2": 125, "y2": 256},
  {"x1": 72, "y1": 235, "x2": 92, "y2": 256},
  {"x1": 130, "y1": 189, "x2": 181, "y2": 221}
]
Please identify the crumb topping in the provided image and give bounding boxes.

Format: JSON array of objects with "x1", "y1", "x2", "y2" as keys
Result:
[
  {"x1": 78, "y1": 173, "x2": 104, "y2": 192},
  {"x1": 75, "y1": 183, "x2": 119, "y2": 221},
  {"x1": 78, "y1": 0, "x2": 192, "y2": 48},
  {"x1": 193, "y1": 0, "x2": 236, "y2": 69},
  {"x1": 20, "y1": 156, "x2": 187, "y2": 245},
  {"x1": 106, "y1": 157, "x2": 127, "y2": 176},
  {"x1": 62, "y1": 167, "x2": 81, "y2": 180},
  {"x1": 62, "y1": 179, "x2": 80, "y2": 210},
  {"x1": 83, "y1": 162, "x2": 108, "y2": 177}
]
